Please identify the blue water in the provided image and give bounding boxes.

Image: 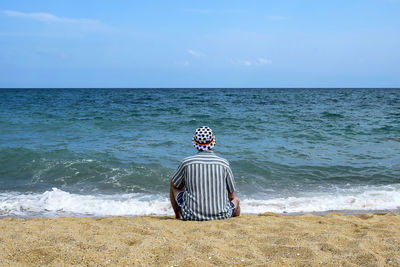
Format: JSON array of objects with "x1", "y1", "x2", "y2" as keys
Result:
[{"x1": 0, "y1": 88, "x2": 399, "y2": 216}]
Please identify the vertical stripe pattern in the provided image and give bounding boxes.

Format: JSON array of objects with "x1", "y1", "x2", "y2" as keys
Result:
[{"x1": 171, "y1": 151, "x2": 236, "y2": 221}]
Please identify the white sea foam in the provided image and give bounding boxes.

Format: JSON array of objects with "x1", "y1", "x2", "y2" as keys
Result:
[
  {"x1": 242, "y1": 184, "x2": 400, "y2": 214},
  {"x1": 1, "y1": 185, "x2": 399, "y2": 217},
  {"x1": 0, "y1": 188, "x2": 171, "y2": 217}
]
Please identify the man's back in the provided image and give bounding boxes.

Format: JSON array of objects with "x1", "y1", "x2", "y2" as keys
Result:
[{"x1": 171, "y1": 150, "x2": 235, "y2": 221}]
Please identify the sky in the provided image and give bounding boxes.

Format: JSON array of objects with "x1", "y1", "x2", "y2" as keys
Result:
[{"x1": 0, "y1": 0, "x2": 399, "y2": 88}]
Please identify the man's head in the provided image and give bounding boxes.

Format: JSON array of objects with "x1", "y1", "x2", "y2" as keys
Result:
[{"x1": 192, "y1": 126, "x2": 215, "y2": 151}]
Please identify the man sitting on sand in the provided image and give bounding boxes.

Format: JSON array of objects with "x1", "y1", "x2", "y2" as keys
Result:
[{"x1": 170, "y1": 126, "x2": 240, "y2": 220}]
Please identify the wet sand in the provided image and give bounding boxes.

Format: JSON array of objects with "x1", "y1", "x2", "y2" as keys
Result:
[{"x1": 1, "y1": 212, "x2": 399, "y2": 266}]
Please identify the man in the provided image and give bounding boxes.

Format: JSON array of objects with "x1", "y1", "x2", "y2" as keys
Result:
[{"x1": 170, "y1": 126, "x2": 240, "y2": 221}]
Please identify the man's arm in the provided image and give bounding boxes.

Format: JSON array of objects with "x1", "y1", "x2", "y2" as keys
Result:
[
  {"x1": 171, "y1": 180, "x2": 184, "y2": 190},
  {"x1": 170, "y1": 180, "x2": 184, "y2": 219},
  {"x1": 170, "y1": 161, "x2": 186, "y2": 219},
  {"x1": 228, "y1": 191, "x2": 241, "y2": 217},
  {"x1": 225, "y1": 164, "x2": 240, "y2": 217}
]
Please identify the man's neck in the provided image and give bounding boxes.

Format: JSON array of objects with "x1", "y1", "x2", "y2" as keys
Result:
[{"x1": 198, "y1": 150, "x2": 213, "y2": 154}]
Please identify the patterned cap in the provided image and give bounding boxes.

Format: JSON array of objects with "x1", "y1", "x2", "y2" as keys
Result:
[{"x1": 192, "y1": 126, "x2": 216, "y2": 151}]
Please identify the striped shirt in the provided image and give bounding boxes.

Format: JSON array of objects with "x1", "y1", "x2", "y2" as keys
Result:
[{"x1": 171, "y1": 150, "x2": 236, "y2": 221}]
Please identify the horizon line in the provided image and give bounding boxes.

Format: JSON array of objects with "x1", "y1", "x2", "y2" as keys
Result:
[{"x1": 1, "y1": 87, "x2": 400, "y2": 89}]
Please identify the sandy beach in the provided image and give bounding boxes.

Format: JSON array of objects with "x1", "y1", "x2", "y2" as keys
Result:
[{"x1": 0, "y1": 213, "x2": 399, "y2": 266}]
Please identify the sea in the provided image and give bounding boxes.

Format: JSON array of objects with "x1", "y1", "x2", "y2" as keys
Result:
[{"x1": 0, "y1": 88, "x2": 399, "y2": 217}]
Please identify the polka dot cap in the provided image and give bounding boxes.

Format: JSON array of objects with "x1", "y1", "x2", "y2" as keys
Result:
[{"x1": 192, "y1": 126, "x2": 216, "y2": 151}]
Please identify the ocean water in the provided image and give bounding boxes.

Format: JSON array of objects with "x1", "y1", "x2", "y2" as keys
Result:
[{"x1": 0, "y1": 88, "x2": 399, "y2": 217}]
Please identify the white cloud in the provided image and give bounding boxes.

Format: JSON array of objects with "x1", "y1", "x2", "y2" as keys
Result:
[
  {"x1": 242, "y1": 60, "x2": 252, "y2": 66},
  {"x1": 256, "y1": 58, "x2": 273, "y2": 65},
  {"x1": 2, "y1": 10, "x2": 101, "y2": 26},
  {"x1": 175, "y1": 61, "x2": 189, "y2": 67},
  {"x1": 187, "y1": 49, "x2": 203, "y2": 57},
  {"x1": 232, "y1": 58, "x2": 272, "y2": 67}
]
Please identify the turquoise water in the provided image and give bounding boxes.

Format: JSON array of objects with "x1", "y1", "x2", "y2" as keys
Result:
[{"x1": 0, "y1": 88, "x2": 399, "y2": 216}]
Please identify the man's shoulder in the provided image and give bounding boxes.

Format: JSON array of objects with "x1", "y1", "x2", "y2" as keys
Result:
[{"x1": 181, "y1": 152, "x2": 230, "y2": 167}]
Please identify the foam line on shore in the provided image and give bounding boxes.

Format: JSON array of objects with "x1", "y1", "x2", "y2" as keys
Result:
[{"x1": 1, "y1": 185, "x2": 400, "y2": 217}]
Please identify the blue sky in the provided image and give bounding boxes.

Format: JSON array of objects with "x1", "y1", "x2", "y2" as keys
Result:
[{"x1": 0, "y1": 0, "x2": 399, "y2": 88}]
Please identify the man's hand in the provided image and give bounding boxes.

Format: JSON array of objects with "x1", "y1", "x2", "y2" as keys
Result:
[
  {"x1": 228, "y1": 192, "x2": 241, "y2": 217},
  {"x1": 170, "y1": 180, "x2": 183, "y2": 219}
]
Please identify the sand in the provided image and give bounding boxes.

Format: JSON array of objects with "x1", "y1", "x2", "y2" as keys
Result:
[{"x1": 0, "y1": 213, "x2": 399, "y2": 266}]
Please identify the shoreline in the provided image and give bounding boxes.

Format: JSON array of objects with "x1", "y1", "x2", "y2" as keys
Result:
[
  {"x1": 3, "y1": 185, "x2": 400, "y2": 218},
  {"x1": 284, "y1": 208, "x2": 400, "y2": 216},
  {"x1": 1, "y1": 212, "x2": 399, "y2": 266},
  {"x1": 1, "y1": 208, "x2": 399, "y2": 219}
]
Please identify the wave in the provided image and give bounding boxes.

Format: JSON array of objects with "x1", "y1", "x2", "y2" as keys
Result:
[
  {"x1": 0, "y1": 188, "x2": 171, "y2": 217},
  {"x1": 243, "y1": 184, "x2": 400, "y2": 214},
  {"x1": 0, "y1": 147, "x2": 173, "y2": 194},
  {"x1": 321, "y1": 111, "x2": 345, "y2": 119},
  {"x1": 1, "y1": 185, "x2": 399, "y2": 217}
]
